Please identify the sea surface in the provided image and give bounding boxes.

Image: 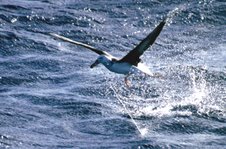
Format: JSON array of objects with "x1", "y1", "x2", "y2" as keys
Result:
[{"x1": 0, "y1": 0, "x2": 226, "y2": 148}]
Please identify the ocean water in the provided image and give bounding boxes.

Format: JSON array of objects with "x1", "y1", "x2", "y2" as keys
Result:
[{"x1": 0, "y1": 0, "x2": 226, "y2": 148}]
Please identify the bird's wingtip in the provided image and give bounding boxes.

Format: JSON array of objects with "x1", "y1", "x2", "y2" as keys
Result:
[
  {"x1": 162, "y1": 16, "x2": 168, "y2": 24},
  {"x1": 49, "y1": 33, "x2": 59, "y2": 38}
]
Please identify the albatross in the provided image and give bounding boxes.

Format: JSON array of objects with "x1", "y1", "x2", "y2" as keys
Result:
[{"x1": 50, "y1": 18, "x2": 166, "y2": 86}]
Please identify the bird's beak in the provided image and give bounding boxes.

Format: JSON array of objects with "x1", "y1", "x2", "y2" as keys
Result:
[{"x1": 90, "y1": 60, "x2": 99, "y2": 68}]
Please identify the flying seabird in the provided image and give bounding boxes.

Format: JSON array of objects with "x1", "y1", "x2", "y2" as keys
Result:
[{"x1": 50, "y1": 18, "x2": 166, "y2": 86}]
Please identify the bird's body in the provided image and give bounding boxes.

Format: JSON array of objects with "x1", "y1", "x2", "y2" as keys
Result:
[
  {"x1": 50, "y1": 18, "x2": 166, "y2": 85},
  {"x1": 97, "y1": 55, "x2": 152, "y2": 75},
  {"x1": 108, "y1": 62, "x2": 132, "y2": 75}
]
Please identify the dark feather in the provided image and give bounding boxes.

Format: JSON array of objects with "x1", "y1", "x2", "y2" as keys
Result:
[
  {"x1": 50, "y1": 33, "x2": 110, "y2": 56},
  {"x1": 119, "y1": 20, "x2": 166, "y2": 66}
]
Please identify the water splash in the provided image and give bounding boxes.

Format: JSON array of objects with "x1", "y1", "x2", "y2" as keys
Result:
[
  {"x1": 186, "y1": 67, "x2": 209, "y2": 105},
  {"x1": 108, "y1": 64, "x2": 225, "y2": 122},
  {"x1": 183, "y1": 67, "x2": 225, "y2": 117}
]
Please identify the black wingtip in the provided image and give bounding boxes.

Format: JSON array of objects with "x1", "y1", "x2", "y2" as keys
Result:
[
  {"x1": 162, "y1": 16, "x2": 168, "y2": 24},
  {"x1": 119, "y1": 17, "x2": 167, "y2": 65}
]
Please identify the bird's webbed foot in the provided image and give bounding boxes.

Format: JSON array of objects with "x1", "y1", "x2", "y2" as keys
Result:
[{"x1": 124, "y1": 75, "x2": 131, "y2": 87}]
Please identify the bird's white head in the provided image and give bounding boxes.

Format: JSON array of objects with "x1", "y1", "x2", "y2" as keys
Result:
[{"x1": 90, "y1": 55, "x2": 112, "y2": 68}]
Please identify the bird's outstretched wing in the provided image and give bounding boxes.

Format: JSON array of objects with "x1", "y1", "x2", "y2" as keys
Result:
[
  {"x1": 119, "y1": 19, "x2": 166, "y2": 66},
  {"x1": 50, "y1": 33, "x2": 110, "y2": 56}
]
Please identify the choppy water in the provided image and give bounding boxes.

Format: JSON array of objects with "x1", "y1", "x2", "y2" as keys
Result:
[{"x1": 0, "y1": 0, "x2": 226, "y2": 148}]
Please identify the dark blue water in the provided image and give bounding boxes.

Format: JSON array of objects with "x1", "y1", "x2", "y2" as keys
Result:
[{"x1": 0, "y1": 0, "x2": 226, "y2": 148}]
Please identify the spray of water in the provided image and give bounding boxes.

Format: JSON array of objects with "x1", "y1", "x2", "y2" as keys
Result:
[
  {"x1": 164, "y1": 4, "x2": 187, "y2": 25},
  {"x1": 110, "y1": 83, "x2": 148, "y2": 137}
]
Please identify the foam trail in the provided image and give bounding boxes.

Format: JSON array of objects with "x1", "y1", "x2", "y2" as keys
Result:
[{"x1": 110, "y1": 84, "x2": 147, "y2": 137}]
